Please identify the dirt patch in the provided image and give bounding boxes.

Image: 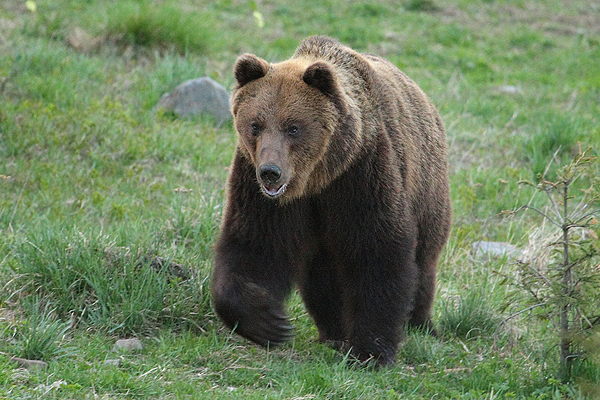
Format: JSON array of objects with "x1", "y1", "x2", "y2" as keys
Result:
[
  {"x1": 0, "y1": 18, "x2": 18, "y2": 44},
  {"x1": 67, "y1": 27, "x2": 104, "y2": 53}
]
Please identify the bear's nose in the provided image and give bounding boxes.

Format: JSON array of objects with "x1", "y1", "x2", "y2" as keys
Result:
[{"x1": 259, "y1": 164, "x2": 282, "y2": 185}]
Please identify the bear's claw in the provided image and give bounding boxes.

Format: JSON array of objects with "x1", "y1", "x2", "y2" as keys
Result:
[{"x1": 237, "y1": 308, "x2": 294, "y2": 347}]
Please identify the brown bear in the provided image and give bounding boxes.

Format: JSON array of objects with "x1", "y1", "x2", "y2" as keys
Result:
[{"x1": 212, "y1": 36, "x2": 451, "y2": 366}]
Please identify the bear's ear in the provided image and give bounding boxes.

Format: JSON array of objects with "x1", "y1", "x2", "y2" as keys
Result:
[
  {"x1": 234, "y1": 54, "x2": 269, "y2": 88},
  {"x1": 302, "y1": 62, "x2": 337, "y2": 97}
]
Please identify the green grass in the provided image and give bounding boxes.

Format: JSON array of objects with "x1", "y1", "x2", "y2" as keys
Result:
[
  {"x1": 1, "y1": 0, "x2": 600, "y2": 398},
  {"x1": 8, "y1": 224, "x2": 212, "y2": 335},
  {"x1": 10, "y1": 298, "x2": 74, "y2": 361}
]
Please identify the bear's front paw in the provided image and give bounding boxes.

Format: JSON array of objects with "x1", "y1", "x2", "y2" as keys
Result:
[
  {"x1": 238, "y1": 306, "x2": 294, "y2": 347},
  {"x1": 213, "y1": 279, "x2": 294, "y2": 348}
]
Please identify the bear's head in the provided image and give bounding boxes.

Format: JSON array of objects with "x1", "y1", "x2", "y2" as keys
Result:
[{"x1": 231, "y1": 53, "x2": 360, "y2": 202}]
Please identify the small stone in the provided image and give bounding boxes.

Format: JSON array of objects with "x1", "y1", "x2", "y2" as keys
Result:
[
  {"x1": 0, "y1": 18, "x2": 17, "y2": 32},
  {"x1": 472, "y1": 241, "x2": 521, "y2": 258},
  {"x1": 495, "y1": 85, "x2": 522, "y2": 95},
  {"x1": 68, "y1": 27, "x2": 101, "y2": 52},
  {"x1": 104, "y1": 358, "x2": 122, "y2": 367},
  {"x1": 10, "y1": 357, "x2": 48, "y2": 370},
  {"x1": 113, "y1": 338, "x2": 143, "y2": 352},
  {"x1": 156, "y1": 77, "x2": 232, "y2": 126}
]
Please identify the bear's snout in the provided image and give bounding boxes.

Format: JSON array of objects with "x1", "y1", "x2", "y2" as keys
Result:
[
  {"x1": 258, "y1": 163, "x2": 287, "y2": 198},
  {"x1": 259, "y1": 164, "x2": 282, "y2": 185}
]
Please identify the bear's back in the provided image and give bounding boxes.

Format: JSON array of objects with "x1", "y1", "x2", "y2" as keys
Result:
[{"x1": 294, "y1": 36, "x2": 448, "y2": 220}]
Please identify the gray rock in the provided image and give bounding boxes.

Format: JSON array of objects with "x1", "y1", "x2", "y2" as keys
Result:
[
  {"x1": 495, "y1": 85, "x2": 522, "y2": 95},
  {"x1": 156, "y1": 77, "x2": 232, "y2": 126},
  {"x1": 113, "y1": 338, "x2": 143, "y2": 352},
  {"x1": 10, "y1": 357, "x2": 48, "y2": 369},
  {"x1": 472, "y1": 241, "x2": 521, "y2": 258},
  {"x1": 104, "y1": 358, "x2": 122, "y2": 367}
]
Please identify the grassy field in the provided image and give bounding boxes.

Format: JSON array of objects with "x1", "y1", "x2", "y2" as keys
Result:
[{"x1": 1, "y1": 0, "x2": 599, "y2": 398}]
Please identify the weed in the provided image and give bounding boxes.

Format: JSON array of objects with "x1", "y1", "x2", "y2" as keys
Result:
[
  {"x1": 105, "y1": 2, "x2": 215, "y2": 54},
  {"x1": 10, "y1": 298, "x2": 74, "y2": 361},
  {"x1": 523, "y1": 113, "x2": 586, "y2": 178},
  {"x1": 404, "y1": 0, "x2": 439, "y2": 12},
  {"x1": 438, "y1": 288, "x2": 502, "y2": 339},
  {"x1": 7, "y1": 226, "x2": 211, "y2": 335}
]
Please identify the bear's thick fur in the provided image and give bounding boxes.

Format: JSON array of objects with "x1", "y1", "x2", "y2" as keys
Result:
[{"x1": 212, "y1": 36, "x2": 451, "y2": 366}]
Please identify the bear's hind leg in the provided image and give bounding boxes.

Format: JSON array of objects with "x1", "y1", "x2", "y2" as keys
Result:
[
  {"x1": 408, "y1": 225, "x2": 450, "y2": 335},
  {"x1": 343, "y1": 266, "x2": 416, "y2": 367},
  {"x1": 340, "y1": 234, "x2": 419, "y2": 367},
  {"x1": 299, "y1": 249, "x2": 346, "y2": 343},
  {"x1": 407, "y1": 261, "x2": 437, "y2": 335}
]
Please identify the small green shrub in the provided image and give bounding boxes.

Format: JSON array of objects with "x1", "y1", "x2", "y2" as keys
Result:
[
  {"x1": 8, "y1": 225, "x2": 211, "y2": 335},
  {"x1": 12, "y1": 299, "x2": 74, "y2": 361},
  {"x1": 400, "y1": 330, "x2": 441, "y2": 366},
  {"x1": 523, "y1": 113, "x2": 585, "y2": 179},
  {"x1": 403, "y1": 0, "x2": 438, "y2": 12},
  {"x1": 105, "y1": 2, "x2": 214, "y2": 54},
  {"x1": 508, "y1": 149, "x2": 600, "y2": 381},
  {"x1": 23, "y1": 0, "x2": 215, "y2": 55},
  {"x1": 576, "y1": 328, "x2": 600, "y2": 398},
  {"x1": 438, "y1": 289, "x2": 502, "y2": 338}
]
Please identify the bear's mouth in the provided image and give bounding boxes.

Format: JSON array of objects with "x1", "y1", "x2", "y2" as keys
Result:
[{"x1": 262, "y1": 183, "x2": 287, "y2": 198}]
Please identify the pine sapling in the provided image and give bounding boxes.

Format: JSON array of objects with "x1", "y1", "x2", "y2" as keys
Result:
[{"x1": 508, "y1": 148, "x2": 600, "y2": 382}]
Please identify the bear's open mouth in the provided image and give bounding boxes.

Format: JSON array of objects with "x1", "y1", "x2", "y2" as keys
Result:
[{"x1": 262, "y1": 183, "x2": 287, "y2": 198}]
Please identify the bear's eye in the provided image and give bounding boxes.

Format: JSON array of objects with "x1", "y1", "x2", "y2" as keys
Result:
[
  {"x1": 287, "y1": 125, "x2": 299, "y2": 136},
  {"x1": 250, "y1": 122, "x2": 260, "y2": 136}
]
